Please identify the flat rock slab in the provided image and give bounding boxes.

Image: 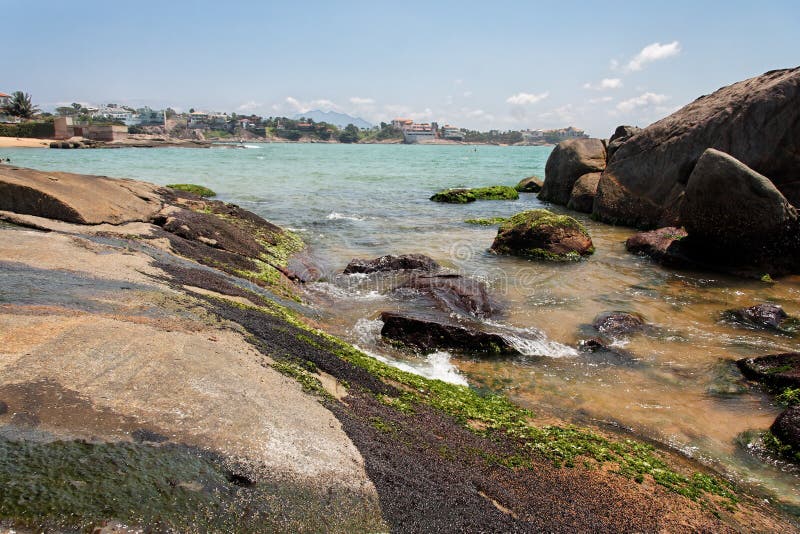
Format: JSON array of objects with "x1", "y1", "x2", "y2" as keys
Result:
[
  {"x1": 0, "y1": 164, "x2": 164, "y2": 224},
  {"x1": 343, "y1": 253, "x2": 439, "y2": 274}
]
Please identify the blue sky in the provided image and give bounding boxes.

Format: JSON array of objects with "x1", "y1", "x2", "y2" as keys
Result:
[{"x1": 4, "y1": 0, "x2": 799, "y2": 136}]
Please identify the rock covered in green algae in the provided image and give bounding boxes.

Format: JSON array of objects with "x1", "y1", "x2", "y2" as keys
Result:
[
  {"x1": 430, "y1": 185, "x2": 519, "y2": 203},
  {"x1": 166, "y1": 183, "x2": 217, "y2": 197},
  {"x1": 490, "y1": 209, "x2": 594, "y2": 261},
  {"x1": 515, "y1": 176, "x2": 543, "y2": 193}
]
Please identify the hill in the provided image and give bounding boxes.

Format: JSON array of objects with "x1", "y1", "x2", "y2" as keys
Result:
[{"x1": 293, "y1": 109, "x2": 372, "y2": 129}]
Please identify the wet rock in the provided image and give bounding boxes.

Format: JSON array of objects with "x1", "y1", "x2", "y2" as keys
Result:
[
  {"x1": 736, "y1": 352, "x2": 800, "y2": 389},
  {"x1": 515, "y1": 176, "x2": 543, "y2": 193},
  {"x1": 592, "y1": 311, "x2": 646, "y2": 336},
  {"x1": 538, "y1": 138, "x2": 606, "y2": 206},
  {"x1": 379, "y1": 311, "x2": 518, "y2": 355},
  {"x1": 606, "y1": 125, "x2": 641, "y2": 162},
  {"x1": 680, "y1": 149, "x2": 797, "y2": 252},
  {"x1": 770, "y1": 406, "x2": 800, "y2": 457},
  {"x1": 490, "y1": 209, "x2": 594, "y2": 261},
  {"x1": 625, "y1": 227, "x2": 689, "y2": 267},
  {"x1": 724, "y1": 304, "x2": 800, "y2": 335},
  {"x1": 131, "y1": 428, "x2": 169, "y2": 443},
  {"x1": 344, "y1": 254, "x2": 440, "y2": 275},
  {"x1": 578, "y1": 338, "x2": 636, "y2": 366},
  {"x1": 399, "y1": 274, "x2": 496, "y2": 317},
  {"x1": 566, "y1": 172, "x2": 601, "y2": 213},
  {"x1": 430, "y1": 188, "x2": 476, "y2": 203},
  {"x1": 0, "y1": 400, "x2": 7, "y2": 415},
  {"x1": 594, "y1": 68, "x2": 800, "y2": 228},
  {"x1": 10, "y1": 411, "x2": 40, "y2": 427}
]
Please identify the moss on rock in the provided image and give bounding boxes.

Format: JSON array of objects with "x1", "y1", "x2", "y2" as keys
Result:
[
  {"x1": 430, "y1": 188, "x2": 476, "y2": 203},
  {"x1": 431, "y1": 185, "x2": 519, "y2": 203},
  {"x1": 167, "y1": 183, "x2": 217, "y2": 197},
  {"x1": 491, "y1": 209, "x2": 594, "y2": 261},
  {"x1": 465, "y1": 217, "x2": 507, "y2": 226}
]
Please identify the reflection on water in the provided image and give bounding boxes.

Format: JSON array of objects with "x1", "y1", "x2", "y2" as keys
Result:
[{"x1": 3, "y1": 143, "x2": 799, "y2": 510}]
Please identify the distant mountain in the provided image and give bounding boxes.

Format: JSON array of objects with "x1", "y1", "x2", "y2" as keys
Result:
[{"x1": 293, "y1": 110, "x2": 372, "y2": 129}]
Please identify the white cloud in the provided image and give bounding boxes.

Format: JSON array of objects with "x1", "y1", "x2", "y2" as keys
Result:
[
  {"x1": 624, "y1": 41, "x2": 681, "y2": 71},
  {"x1": 616, "y1": 92, "x2": 669, "y2": 113},
  {"x1": 538, "y1": 104, "x2": 576, "y2": 124},
  {"x1": 583, "y1": 78, "x2": 623, "y2": 91},
  {"x1": 588, "y1": 96, "x2": 614, "y2": 104},
  {"x1": 282, "y1": 96, "x2": 339, "y2": 114},
  {"x1": 506, "y1": 91, "x2": 549, "y2": 105},
  {"x1": 349, "y1": 97, "x2": 374, "y2": 105},
  {"x1": 237, "y1": 100, "x2": 262, "y2": 112},
  {"x1": 463, "y1": 91, "x2": 473, "y2": 98}
]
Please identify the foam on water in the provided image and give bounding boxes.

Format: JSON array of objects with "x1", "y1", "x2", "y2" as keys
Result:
[
  {"x1": 482, "y1": 319, "x2": 578, "y2": 358},
  {"x1": 326, "y1": 212, "x2": 366, "y2": 221}
]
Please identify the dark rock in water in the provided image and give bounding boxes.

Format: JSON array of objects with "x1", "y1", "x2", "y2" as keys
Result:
[
  {"x1": 680, "y1": 149, "x2": 797, "y2": 252},
  {"x1": 770, "y1": 406, "x2": 800, "y2": 457},
  {"x1": 566, "y1": 172, "x2": 601, "y2": 213},
  {"x1": 430, "y1": 188, "x2": 476, "y2": 203},
  {"x1": 132, "y1": 428, "x2": 170, "y2": 443},
  {"x1": 578, "y1": 338, "x2": 636, "y2": 366},
  {"x1": 736, "y1": 352, "x2": 800, "y2": 389},
  {"x1": 594, "y1": 68, "x2": 800, "y2": 228},
  {"x1": 625, "y1": 227, "x2": 689, "y2": 267},
  {"x1": 538, "y1": 138, "x2": 607, "y2": 206},
  {"x1": 400, "y1": 274, "x2": 496, "y2": 317},
  {"x1": 592, "y1": 312, "x2": 646, "y2": 336},
  {"x1": 344, "y1": 254, "x2": 440, "y2": 275},
  {"x1": 606, "y1": 125, "x2": 641, "y2": 162},
  {"x1": 490, "y1": 209, "x2": 594, "y2": 261},
  {"x1": 724, "y1": 304, "x2": 800, "y2": 335},
  {"x1": 379, "y1": 311, "x2": 518, "y2": 355},
  {"x1": 516, "y1": 176, "x2": 543, "y2": 193}
]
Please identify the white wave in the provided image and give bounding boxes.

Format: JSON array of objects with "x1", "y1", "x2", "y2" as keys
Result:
[
  {"x1": 242, "y1": 144, "x2": 262, "y2": 149},
  {"x1": 353, "y1": 318, "x2": 383, "y2": 345},
  {"x1": 355, "y1": 344, "x2": 468, "y2": 386},
  {"x1": 482, "y1": 319, "x2": 578, "y2": 358},
  {"x1": 308, "y1": 282, "x2": 383, "y2": 302},
  {"x1": 326, "y1": 212, "x2": 366, "y2": 221}
]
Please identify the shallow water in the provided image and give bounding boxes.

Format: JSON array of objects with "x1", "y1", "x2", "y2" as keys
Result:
[{"x1": 3, "y1": 143, "x2": 799, "y2": 510}]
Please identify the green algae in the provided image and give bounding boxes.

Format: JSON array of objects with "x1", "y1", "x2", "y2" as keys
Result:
[
  {"x1": 492, "y1": 209, "x2": 594, "y2": 261},
  {"x1": 219, "y1": 296, "x2": 740, "y2": 509},
  {"x1": 777, "y1": 387, "x2": 800, "y2": 406},
  {"x1": 167, "y1": 183, "x2": 217, "y2": 197},
  {"x1": 465, "y1": 217, "x2": 507, "y2": 226},
  {"x1": 430, "y1": 188, "x2": 476, "y2": 203},
  {"x1": 431, "y1": 185, "x2": 519, "y2": 203},
  {"x1": 271, "y1": 360, "x2": 332, "y2": 399}
]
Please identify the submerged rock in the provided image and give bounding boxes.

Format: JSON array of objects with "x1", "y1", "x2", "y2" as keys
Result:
[
  {"x1": 592, "y1": 311, "x2": 646, "y2": 336},
  {"x1": 399, "y1": 273, "x2": 497, "y2": 317},
  {"x1": 538, "y1": 138, "x2": 606, "y2": 206},
  {"x1": 680, "y1": 149, "x2": 797, "y2": 252},
  {"x1": 344, "y1": 254, "x2": 440, "y2": 275},
  {"x1": 490, "y1": 209, "x2": 594, "y2": 261},
  {"x1": 379, "y1": 311, "x2": 518, "y2": 355},
  {"x1": 430, "y1": 185, "x2": 519, "y2": 203},
  {"x1": 723, "y1": 304, "x2": 800, "y2": 335},
  {"x1": 515, "y1": 176, "x2": 543, "y2": 193},
  {"x1": 566, "y1": 172, "x2": 602, "y2": 214},
  {"x1": 625, "y1": 227, "x2": 689, "y2": 267},
  {"x1": 736, "y1": 352, "x2": 800, "y2": 389},
  {"x1": 594, "y1": 67, "x2": 800, "y2": 228}
]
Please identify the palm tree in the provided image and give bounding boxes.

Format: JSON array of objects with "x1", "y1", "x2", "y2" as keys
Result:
[{"x1": 4, "y1": 91, "x2": 39, "y2": 119}]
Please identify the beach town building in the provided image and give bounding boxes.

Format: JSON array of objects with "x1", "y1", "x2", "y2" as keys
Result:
[
  {"x1": 54, "y1": 116, "x2": 128, "y2": 141},
  {"x1": 0, "y1": 93, "x2": 10, "y2": 109},
  {"x1": 188, "y1": 111, "x2": 228, "y2": 129},
  {"x1": 441, "y1": 125, "x2": 465, "y2": 141}
]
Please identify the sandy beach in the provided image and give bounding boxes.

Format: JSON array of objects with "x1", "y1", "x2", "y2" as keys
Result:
[{"x1": 0, "y1": 136, "x2": 52, "y2": 148}]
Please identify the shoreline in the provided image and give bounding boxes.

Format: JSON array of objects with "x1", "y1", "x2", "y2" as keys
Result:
[{"x1": 0, "y1": 163, "x2": 795, "y2": 531}]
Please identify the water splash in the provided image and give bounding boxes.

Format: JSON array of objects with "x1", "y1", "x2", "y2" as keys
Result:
[{"x1": 326, "y1": 212, "x2": 367, "y2": 222}]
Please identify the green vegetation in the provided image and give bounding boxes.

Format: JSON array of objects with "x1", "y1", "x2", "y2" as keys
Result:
[
  {"x1": 763, "y1": 431, "x2": 800, "y2": 463},
  {"x1": 0, "y1": 122, "x2": 55, "y2": 139},
  {"x1": 166, "y1": 183, "x2": 217, "y2": 197},
  {"x1": 431, "y1": 185, "x2": 519, "y2": 203},
  {"x1": 203, "y1": 129, "x2": 233, "y2": 139},
  {"x1": 225, "y1": 296, "x2": 739, "y2": 510},
  {"x1": 272, "y1": 360, "x2": 331, "y2": 398},
  {"x1": 761, "y1": 274, "x2": 775, "y2": 283},
  {"x1": 338, "y1": 124, "x2": 361, "y2": 143},
  {"x1": 493, "y1": 209, "x2": 594, "y2": 260},
  {"x1": 465, "y1": 217, "x2": 507, "y2": 226},
  {"x1": 2, "y1": 91, "x2": 39, "y2": 120},
  {"x1": 471, "y1": 185, "x2": 519, "y2": 200},
  {"x1": 777, "y1": 387, "x2": 800, "y2": 406},
  {"x1": 0, "y1": 437, "x2": 383, "y2": 532}
]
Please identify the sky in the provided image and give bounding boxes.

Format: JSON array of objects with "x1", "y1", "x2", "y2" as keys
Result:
[{"x1": 3, "y1": 1, "x2": 799, "y2": 136}]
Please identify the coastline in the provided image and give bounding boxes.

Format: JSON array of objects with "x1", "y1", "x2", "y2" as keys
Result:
[{"x1": 0, "y1": 163, "x2": 795, "y2": 531}]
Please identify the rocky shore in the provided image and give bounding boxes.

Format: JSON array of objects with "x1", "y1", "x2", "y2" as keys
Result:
[{"x1": 0, "y1": 163, "x2": 796, "y2": 531}]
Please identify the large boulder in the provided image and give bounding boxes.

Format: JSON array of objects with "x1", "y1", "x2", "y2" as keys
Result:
[
  {"x1": 680, "y1": 149, "x2": 798, "y2": 251},
  {"x1": 736, "y1": 352, "x2": 800, "y2": 389},
  {"x1": 0, "y1": 165, "x2": 163, "y2": 224},
  {"x1": 344, "y1": 254, "x2": 439, "y2": 274},
  {"x1": 606, "y1": 125, "x2": 641, "y2": 161},
  {"x1": 566, "y1": 172, "x2": 602, "y2": 213},
  {"x1": 379, "y1": 311, "x2": 518, "y2": 355},
  {"x1": 538, "y1": 138, "x2": 606, "y2": 206},
  {"x1": 490, "y1": 209, "x2": 594, "y2": 261},
  {"x1": 594, "y1": 68, "x2": 800, "y2": 228}
]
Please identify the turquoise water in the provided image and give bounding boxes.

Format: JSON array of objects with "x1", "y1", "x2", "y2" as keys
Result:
[{"x1": 3, "y1": 144, "x2": 800, "y2": 511}]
